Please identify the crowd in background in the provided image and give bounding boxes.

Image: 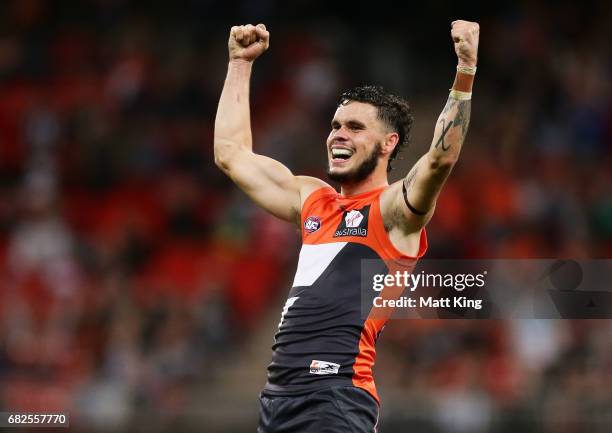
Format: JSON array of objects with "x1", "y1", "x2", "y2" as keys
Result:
[{"x1": 0, "y1": 1, "x2": 611, "y2": 432}]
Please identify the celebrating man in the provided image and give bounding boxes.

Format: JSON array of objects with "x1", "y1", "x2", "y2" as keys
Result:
[{"x1": 215, "y1": 20, "x2": 479, "y2": 433}]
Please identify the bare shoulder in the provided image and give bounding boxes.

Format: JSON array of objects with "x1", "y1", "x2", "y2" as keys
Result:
[
  {"x1": 296, "y1": 176, "x2": 334, "y2": 208},
  {"x1": 379, "y1": 181, "x2": 427, "y2": 257},
  {"x1": 379, "y1": 180, "x2": 405, "y2": 230},
  {"x1": 379, "y1": 180, "x2": 403, "y2": 214},
  {"x1": 380, "y1": 179, "x2": 433, "y2": 235}
]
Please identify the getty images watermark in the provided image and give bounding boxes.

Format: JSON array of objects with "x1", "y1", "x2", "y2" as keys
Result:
[
  {"x1": 372, "y1": 269, "x2": 487, "y2": 310},
  {"x1": 360, "y1": 259, "x2": 612, "y2": 319}
]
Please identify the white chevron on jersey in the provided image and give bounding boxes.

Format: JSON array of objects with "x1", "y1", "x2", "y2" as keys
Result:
[{"x1": 292, "y1": 242, "x2": 347, "y2": 287}]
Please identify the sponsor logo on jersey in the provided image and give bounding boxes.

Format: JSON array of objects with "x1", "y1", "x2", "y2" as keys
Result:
[
  {"x1": 345, "y1": 209, "x2": 364, "y2": 228},
  {"x1": 309, "y1": 359, "x2": 340, "y2": 375},
  {"x1": 304, "y1": 216, "x2": 322, "y2": 233},
  {"x1": 333, "y1": 206, "x2": 370, "y2": 237}
]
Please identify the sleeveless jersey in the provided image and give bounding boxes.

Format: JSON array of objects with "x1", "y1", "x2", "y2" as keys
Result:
[{"x1": 263, "y1": 186, "x2": 428, "y2": 403}]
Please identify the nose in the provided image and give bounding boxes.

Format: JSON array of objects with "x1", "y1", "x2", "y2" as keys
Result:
[{"x1": 331, "y1": 127, "x2": 349, "y2": 142}]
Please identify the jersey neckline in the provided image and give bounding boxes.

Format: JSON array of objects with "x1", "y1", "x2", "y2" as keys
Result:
[{"x1": 331, "y1": 185, "x2": 388, "y2": 200}]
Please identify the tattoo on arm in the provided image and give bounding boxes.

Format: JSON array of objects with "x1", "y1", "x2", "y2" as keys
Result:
[
  {"x1": 453, "y1": 99, "x2": 471, "y2": 141},
  {"x1": 434, "y1": 119, "x2": 453, "y2": 151},
  {"x1": 394, "y1": 97, "x2": 471, "y2": 228},
  {"x1": 405, "y1": 166, "x2": 418, "y2": 189},
  {"x1": 402, "y1": 167, "x2": 427, "y2": 216},
  {"x1": 434, "y1": 97, "x2": 471, "y2": 151},
  {"x1": 441, "y1": 97, "x2": 457, "y2": 115}
]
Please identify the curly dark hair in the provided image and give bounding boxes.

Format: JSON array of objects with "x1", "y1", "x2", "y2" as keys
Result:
[{"x1": 338, "y1": 85, "x2": 414, "y2": 172}]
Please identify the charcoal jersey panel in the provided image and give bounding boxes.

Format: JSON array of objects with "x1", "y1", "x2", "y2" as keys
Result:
[{"x1": 263, "y1": 186, "x2": 428, "y2": 403}]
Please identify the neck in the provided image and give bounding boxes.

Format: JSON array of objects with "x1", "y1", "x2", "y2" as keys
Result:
[{"x1": 340, "y1": 173, "x2": 388, "y2": 197}]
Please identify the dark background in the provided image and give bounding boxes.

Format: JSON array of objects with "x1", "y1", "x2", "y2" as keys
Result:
[{"x1": 0, "y1": 0, "x2": 610, "y2": 432}]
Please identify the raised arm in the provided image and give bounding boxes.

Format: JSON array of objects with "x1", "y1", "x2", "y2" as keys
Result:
[
  {"x1": 383, "y1": 20, "x2": 480, "y2": 233},
  {"x1": 214, "y1": 24, "x2": 327, "y2": 224}
]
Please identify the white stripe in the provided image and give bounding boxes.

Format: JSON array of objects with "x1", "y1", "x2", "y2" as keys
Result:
[
  {"x1": 292, "y1": 242, "x2": 347, "y2": 287},
  {"x1": 374, "y1": 406, "x2": 379, "y2": 432}
]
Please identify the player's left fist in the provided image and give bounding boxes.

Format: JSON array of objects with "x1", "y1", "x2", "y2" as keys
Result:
[{"x1": 451, "y1": 20, "x2": 479, "y2": 68}]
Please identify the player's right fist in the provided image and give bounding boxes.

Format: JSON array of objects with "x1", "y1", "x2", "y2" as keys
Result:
[
  {"x1": 451, "y1": 20, "x2": 479, "y2": 68},
  {"x1": 228, "y1": 24, "x2": 270, "y2": 62}
]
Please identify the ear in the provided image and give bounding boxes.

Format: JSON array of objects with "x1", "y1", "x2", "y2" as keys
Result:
[{"x1": 381, "y1": 132, "x2": 400, "y2": 156}]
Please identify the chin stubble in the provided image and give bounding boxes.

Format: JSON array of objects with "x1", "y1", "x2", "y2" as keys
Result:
[{"x1": 326, "y1": 142, "x2": 382, "y2": 184}]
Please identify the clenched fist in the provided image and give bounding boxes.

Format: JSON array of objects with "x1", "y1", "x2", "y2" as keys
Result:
[
  {"x1": 229, "y1": 23, "x2": 270, "y2": 62},
  {"x1": 451, "y1": 20, "x2": 479, "y2": 68}
]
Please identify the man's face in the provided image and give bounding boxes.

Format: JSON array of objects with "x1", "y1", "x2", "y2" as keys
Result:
[{"x1": 326, "y1": 101, "x2": 388, "y2": 184}]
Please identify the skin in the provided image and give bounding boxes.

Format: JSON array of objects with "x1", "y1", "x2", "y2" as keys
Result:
[
  {"x1": 326, "y1": 102, "x2": 392, "y2": 192},
  {"x1": 214, "y1": 21, "x2": 479, "y2": 256}
]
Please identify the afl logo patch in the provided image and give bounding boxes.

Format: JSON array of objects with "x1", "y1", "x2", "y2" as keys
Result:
[{"x1": 304, "y1": 216, "x2": 321, "y2": 233}]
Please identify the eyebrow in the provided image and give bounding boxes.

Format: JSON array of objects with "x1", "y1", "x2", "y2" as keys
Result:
[{"x1": 331, "y1": 119, "x2": 367, "y2": 129}]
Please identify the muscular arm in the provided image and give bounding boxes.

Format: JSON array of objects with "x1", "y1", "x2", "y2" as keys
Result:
[
  {"x1": 214, "y1": 24, "x2": 328, "y2": 224},
  {"x1": 383, "y1": 20, "x2": 479, "y2": 233},
  {"x1": 404, "y1": 74, "x2": 472, "y2": 216}
]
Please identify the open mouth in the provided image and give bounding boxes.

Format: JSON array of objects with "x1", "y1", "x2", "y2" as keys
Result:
[{"x1": 331, "y1": 147, "x2": 354, "y2": 162}]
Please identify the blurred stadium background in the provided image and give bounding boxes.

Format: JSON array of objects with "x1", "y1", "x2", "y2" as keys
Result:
[{"x1": 0, "y1": 0, "x2": 611, "y2": 432}]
